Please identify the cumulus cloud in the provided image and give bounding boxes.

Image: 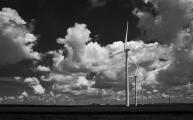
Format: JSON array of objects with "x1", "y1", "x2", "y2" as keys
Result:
[
  {"x1": 43, "y1": 73, "x2": 94, "y2": 95},
  {"x1": 53, "y1": 23, "x2": 110, "y2": 74},
  {"x1": 134, "y1": 0, "x2": 193, "y2": 89},
  {"x1": 40, "y1": 71, "x2": 122, "y2": 104},
  {"x1": 37, "y1": 65, "x2": 51, "y2": 72},
  {"x1": 0, "y1": 8, "x2": 40, "y2": 66},
  {"x1": 24, "y1": 77, "x2": 45, "y2": 95},
  {"x1": 21, "y1": 91, "x2": 28, "y2": 97},
  {"x1": 18, "y1": 91, "x2": 28, "y2": 101}
]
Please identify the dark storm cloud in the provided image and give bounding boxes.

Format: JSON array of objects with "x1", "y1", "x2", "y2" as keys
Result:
[{"x1": 134, "y1": 0, "x2": 193, "y2": 89}]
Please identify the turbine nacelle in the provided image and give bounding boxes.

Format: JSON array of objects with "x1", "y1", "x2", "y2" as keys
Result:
[{"x1": 125, "y1": 48, "x2": 131, "y2": 52}]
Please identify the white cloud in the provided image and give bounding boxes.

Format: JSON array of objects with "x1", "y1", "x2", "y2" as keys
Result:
[
  {"x1": 37, "y1": 65, "x2": 51, "y2": 72},
  {"x1": 21, "y1": 91, "x2": 28, "y2": 97},
  {"x1": 0, "y1": 8, "x2": 26, "y2": 24},
  {"x1": 32, "y1": 85, "x2": 45, "y2": 95},
  {"x1": 18, "y1": 91, "x2": 28, "y2": 100},
  {"x1": 52, "y1": 23, "x2": 110, "y2": 73},
  {"x1": 45, "y1": 73, "x2": 95, "y2": 95},
  {"x1": 0, "y1": 8, "x2": 40, "y2": 66},
  {"x1": 24, "y1": 77, "x2": 45, "y2": 95},
  {"x1": 14, "y1": 76, "x2": 22, "y2": 80}
]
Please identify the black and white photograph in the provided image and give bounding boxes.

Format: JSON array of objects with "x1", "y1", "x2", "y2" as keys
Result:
[{"x1": 0, "y1": 0, "x2": 193, "y2": 119}]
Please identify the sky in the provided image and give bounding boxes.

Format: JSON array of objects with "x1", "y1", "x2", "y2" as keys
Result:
[
  {"x1": 0, "y1": 0, "x2": 193, "y2": 105},
  {"x1": 0, "y1": 0, "x2": 141, "y2": 52}
]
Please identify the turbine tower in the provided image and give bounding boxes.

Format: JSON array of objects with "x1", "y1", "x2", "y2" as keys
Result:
[
  {"x1": 141, "y1": 82, "x2": 144, "y2": 105},
  {"x1": 129, "y1": 60, "x2": 140, "y2": 106},
  {"x1": 168, "y1": 88, "x2": 171, "y2": 104},
  {"x1": 110, "y1": 21, "x2": 140, "y2": 107},
  {"x1": 50, "y1": 91, "x2": 56, "y2": 105},
  {"x1": 188, "y1": 81, "x2": 191, "y2": 91}
]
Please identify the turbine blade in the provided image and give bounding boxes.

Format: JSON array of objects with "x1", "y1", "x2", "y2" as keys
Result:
[
  {"x1": 124, "y1": 21, "x2": 129, "y2": 50},
  {"x1": 127, "y1": 54, "x2": 140, "y2": 76},
  {"x1": 128, "y1": 55, "x2": 139, "y2": 69},
  {"x1": 109, "y1": 50, "x2": 124, "y2": 58}
]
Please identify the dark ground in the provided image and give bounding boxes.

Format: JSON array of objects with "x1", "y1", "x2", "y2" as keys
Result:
[{"x1": 0, "y1": 104, "x2": 193, "y2": 120}]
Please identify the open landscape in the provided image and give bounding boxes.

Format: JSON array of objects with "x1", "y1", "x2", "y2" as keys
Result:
[
  {"x1": 0, "y1": 104, "x2": 193, "y2": 120},
  {"x1": 1, "y1": 103, "x2": 193, "y2": 113}
]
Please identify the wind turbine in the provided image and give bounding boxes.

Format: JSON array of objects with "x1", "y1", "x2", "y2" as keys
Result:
[
  {"x1": 140, "y1": 81, "x2": 144, "y2": 105},
  {"x1": 188, "y1": 81, "x2": 191, "y2": 91},
  {"x1": 110, "y1": 21, "x2": 140, "y2": 107},
  {"x1": 50, "y1": 91, "x2": 56, "y2": 105},
  {"x1": 168, "y1": 88, "x2": 171, "y2": 104}
]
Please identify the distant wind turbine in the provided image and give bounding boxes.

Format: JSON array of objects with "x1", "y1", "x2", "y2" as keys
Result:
[
  {"x1": 110, "y1": 21, "x2": 140, "y2": 107},
  {"x1": 168, "y1": 88, "x2": 171, "y2": 104},
  {"x1": 188, "y1": 81, "x2": 191, "y2": 91},
  {"x1": 140, "y1": 81, "x2": 144, "y2": 105},
  {"x1": 50, "y1": 91, "x2": 56, "y2": 105}
]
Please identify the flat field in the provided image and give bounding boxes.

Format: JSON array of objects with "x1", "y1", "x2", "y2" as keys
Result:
[{"x1": 0, "y1": 104, "x2": 192, "y2": 120}]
